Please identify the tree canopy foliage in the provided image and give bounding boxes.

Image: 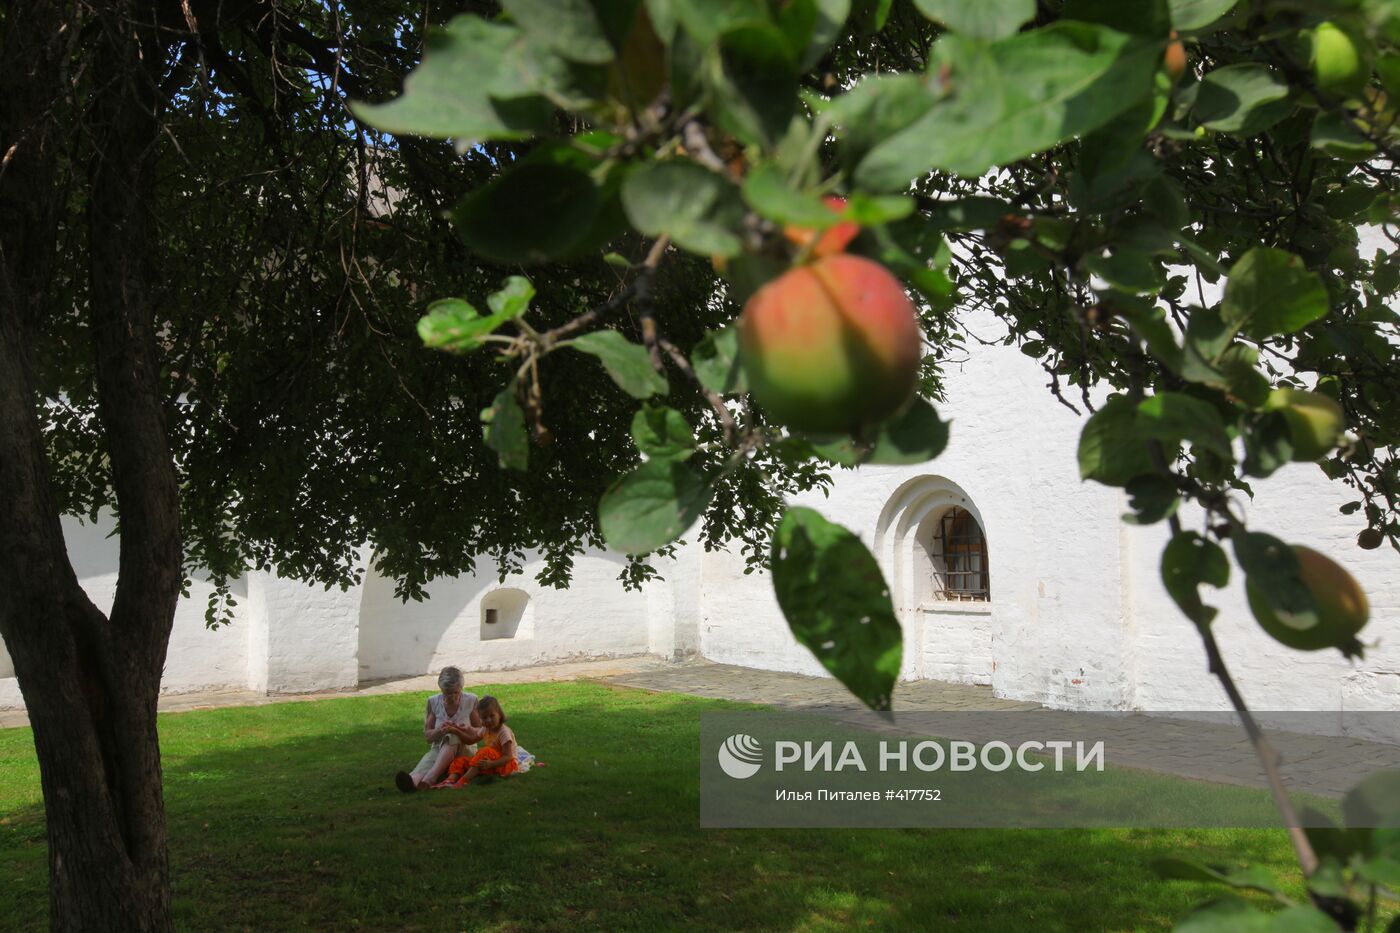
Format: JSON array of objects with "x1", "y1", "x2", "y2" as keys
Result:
[
  {"x1": 347, "y1": 1, "x2": 1400, "y2": 924},
  {"x1": 25, "y1": 0, "x2": 840, "y2": 615},
  {"x1": 5, "y1": 0, "x2": 1400, "y2": 927},
  {"x1": 349, "y1": 0, "x2": 1400, "y2": 688}
]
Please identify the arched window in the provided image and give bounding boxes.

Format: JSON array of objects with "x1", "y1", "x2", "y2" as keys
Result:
[{"x1": 931, "y1": 507, "x2": 989, "y2": 601}]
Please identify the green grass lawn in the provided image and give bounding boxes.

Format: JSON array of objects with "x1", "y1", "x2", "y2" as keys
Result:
[{"x1": 0, "y1": 682, "x2": 1337, "y2": 931}]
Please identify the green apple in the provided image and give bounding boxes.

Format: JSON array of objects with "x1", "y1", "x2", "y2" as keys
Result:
[
  {"x1": 1265, "y1": 388, "x2": 1345, "y2": 461},
  {"x1": 1247, "y1": 545, "x2": 1368, "y2": 654},
  {"x1": 1313, "y1": 22, "x2": 1368, "y2": 99}
]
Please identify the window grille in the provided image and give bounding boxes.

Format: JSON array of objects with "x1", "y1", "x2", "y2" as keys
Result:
[{"x1": 932, "y1": 506, "x2": 989, "y2": 601}]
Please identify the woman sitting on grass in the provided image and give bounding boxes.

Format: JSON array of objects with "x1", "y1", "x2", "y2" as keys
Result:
[
  {"x1": 394, "y1": 666, "x2": 482, "y2": 793},
  {"x1": 437, "y1": 695, "x2": 520, "y2": 787}
]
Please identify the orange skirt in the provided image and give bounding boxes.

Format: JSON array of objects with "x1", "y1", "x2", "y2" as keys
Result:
[{"x1": 447, "y1": 745, "x2": 519, "y2": 781}]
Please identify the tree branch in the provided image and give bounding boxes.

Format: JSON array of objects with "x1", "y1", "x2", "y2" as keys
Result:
[
  {"x1": 1149, "y1": 444, "x2": 1319, "y2": 878},
  {"x1": 537, "y1": 235, "x2": 671, "y2": 350}
]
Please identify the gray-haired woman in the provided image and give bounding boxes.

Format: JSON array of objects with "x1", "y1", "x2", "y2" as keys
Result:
[{"x1": 395, "y1": 666, "x2": 483, "y2": 792}]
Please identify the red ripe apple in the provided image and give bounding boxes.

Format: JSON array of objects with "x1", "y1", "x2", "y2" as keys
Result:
[
  {"x1": 1246, "y1": 545, "x2": 1369, "y2": 655},
  {"x1": 739, "y1": 254, "x2": 920, "y2": 434},
  {"x1": 783, "y1": 196, "x2": 860, "y2": 259}
]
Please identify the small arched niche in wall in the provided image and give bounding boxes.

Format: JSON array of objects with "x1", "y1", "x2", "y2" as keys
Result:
[{"x1": 480, "y1": 588, "x2": 533, "y2": 641}]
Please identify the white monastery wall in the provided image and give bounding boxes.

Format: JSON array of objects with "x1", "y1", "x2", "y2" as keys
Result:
[
  {"x1": 68, "y1": 515, "x2": 252, "y2": 694},
  {"x1": 0, "y1": 521, "x2": 666, "y2": 710},
  {"x1": 0, "y1": 514, "x2": 252, "y2": 709},
  {"x1": 1119, "y1": 227, "x2": 1400, "y2": 715},
  {"x1": 646, "y1": 540, "x2": 703, "y2": 660},
  {"x1": 695, "y1": 306, "x2": 1139, "y2": 710},
  {"x1": 245, "y1": 560, "x2": 365, "y2": 695},
  {"x1": 698, "y1": 539, "x2": 827, "y2": 678},
  {"x1": 1126, "y1": 469, "x2": 1400, "y2": 715},
  {"x1": 0, "y1": 621, "x2": 19, "y2": 709},
  {"x1": 355, "y1": 550, "x2": 657, "y2": 683},
  {"x1": 1, "y1": 313, "x2": 1396, "y2": 716}
]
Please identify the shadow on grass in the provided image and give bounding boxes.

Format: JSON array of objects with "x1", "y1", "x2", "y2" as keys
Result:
[{"x1": 0, "y1": 683, "x2": 1310, "y2": 931}]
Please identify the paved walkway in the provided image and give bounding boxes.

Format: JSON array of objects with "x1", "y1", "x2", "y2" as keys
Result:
[
  {"x1": 4, "y1": 656, "x2": 1396, "y2": 799},
  {"x1": 594, "y1": 661, "x2": 1400, "y2": 800},
  {"x1": 594, "y1": 659, "x2": 1035, "y2": 712},
  {"x1": 0, "y1": 656, "x2": 673, "y2": 730}
]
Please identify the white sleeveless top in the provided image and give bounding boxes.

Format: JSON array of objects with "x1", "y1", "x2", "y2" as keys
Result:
[{"x1": 429, "y1": 691, "x2": 477, "y2": 731}]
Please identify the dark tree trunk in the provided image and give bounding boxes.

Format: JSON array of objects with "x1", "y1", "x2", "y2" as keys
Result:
[{"x1": 0, "y1": 3, "x2": 181, "y2": 930}]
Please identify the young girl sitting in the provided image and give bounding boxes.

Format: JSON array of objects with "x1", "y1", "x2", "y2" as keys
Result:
[{"x1": 439, "y1": 695, "x2": 521, "y2": 787}]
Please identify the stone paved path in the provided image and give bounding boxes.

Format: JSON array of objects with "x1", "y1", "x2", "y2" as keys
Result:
[
  {"x1": 595, "y1": 660, "x2": 1400, "y2": 800},
  {"x1": 0, "y1": 655, "x2": 673, "y2": 730},
  {"x1": 594, "y1": 659, "x2": 1037, "y2": 712}
]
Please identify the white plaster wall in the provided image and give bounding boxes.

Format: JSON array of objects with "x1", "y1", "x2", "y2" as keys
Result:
[
  {"x1": 244, "y1": 574, "x2": 272, "y2": 695},
  {"x1": 647, "y1": 541, "x2": 702, "y2": 659},
  {"x1": 248, "y1": 554, "x2": 365, "y2": 695},
  {"x1": 1123, "y1": 227, "x2": 1399, "y2": 715},
  {"x1": 355, "y1": 550, "x2": 656, "y2": 682},
  {"x1": 899, "y1": 309, "x2": 1130, "y2": 709},
  {"x1": 698, "y1": 540, "x2": 828, "y2": 678},
  {"x1": 2, "y1": 297, "x2": 1395, "y2": 717},
  {"x1": 693, "y1": 301, "x2": 1398, "y2": 716},
  {"x1": 0, "y1": 514, "x2": 251, "y2": 710},
  {"x1": 0, "y1": 637, "x2": 20, "y2": 709},
  {"x1": 697, "y1": 305, "x2": 1136, "y2": 709},
  {"x1": 68, "y1": 515, "x2": 252, "y2": 694},
  {"x1": 1127, "y1": 465, "x2": 1400, "y2": 715}
]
